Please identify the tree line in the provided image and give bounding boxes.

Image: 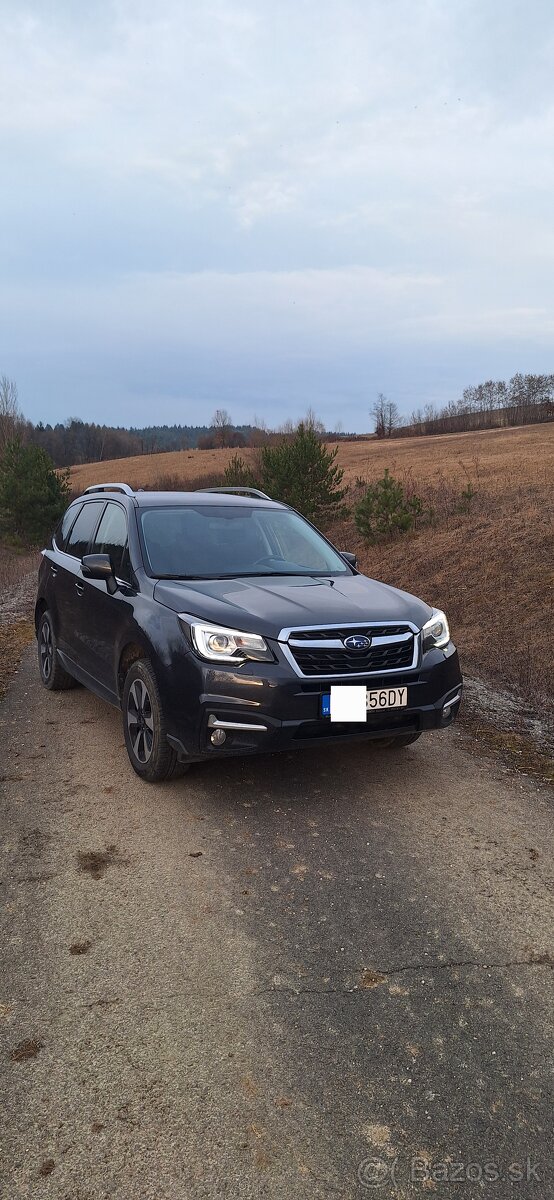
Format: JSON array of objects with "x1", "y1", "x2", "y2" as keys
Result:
[
  {"x1": 1, "y1": 371, "x2": 552, "y2": 469},
  {"x1": 373, "y1": 373, "x2": 554, "y2": 438},
  {"x1": 0, "y1": 384, "x2": 274, "y2": 465},
  {"x1": 26, "y1": 416, "x2": 253, "y2": 466},
  {"x1": 0, "y1": 388, "x2": 353, "y2": 466}
]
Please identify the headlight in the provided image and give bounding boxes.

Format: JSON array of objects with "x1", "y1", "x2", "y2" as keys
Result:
[
  {"x1": 184, "y1": 618, "x2": 274, "y2": 663},
  {"x1": 421, "y1": 608, "x2": 450, "y2": 652}
]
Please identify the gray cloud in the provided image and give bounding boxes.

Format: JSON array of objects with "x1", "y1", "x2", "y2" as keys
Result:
[{"x1": 0, "y1": 0, "x2": 553, "y2": 426}]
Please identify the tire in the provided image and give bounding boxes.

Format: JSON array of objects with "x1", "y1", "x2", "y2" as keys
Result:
[
  {"x1": 372, "y1": 732, "x2": 422, "y2": 749},
  {"x1": 122, "y1": 659, "x2": 189, "y2": 783},
  {"x1": 37, "y1": 609, "x2": 78, "y2": 691}
]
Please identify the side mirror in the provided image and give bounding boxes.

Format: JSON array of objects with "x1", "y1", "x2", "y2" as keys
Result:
[
  {"x1": 82, "y1": 553, "x2": 117, "y2": 593},
  {"x1": 341, "y1": 551, "x2": 358, "y2": 569}
]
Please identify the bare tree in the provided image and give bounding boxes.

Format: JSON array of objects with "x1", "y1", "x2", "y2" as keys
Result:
[
  {"x1": 249, "y1": 415, "x2": 270, "y2": 447},
  {"x1": 0, "y1": 375, "x2": 23, "y2": 454},
  {"x1": 303, "y1": 407, "x2": 325, "y2": 435},
  {"x1": 211, "y1": 408, "x2": 234, "y2": 448},
  {"x1": 275, "y1": 419, "x2": 295, "y2": 442},
  {"x1": 371, "y1": 394, "x2": 386, "y2": 438},
  {"x1": 384, "y1": 399, "x2": 400, "y2": 437},
  {"x1": 371, "y1": 393, "x2": 399, "y2": 438}
]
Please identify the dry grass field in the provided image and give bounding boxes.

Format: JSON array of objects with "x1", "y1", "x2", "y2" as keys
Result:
[
  {"x1": 330, "y1": 425, "x2": 553, "y2": 706},
  {"x1": 0, "y1": 546, "x2": 38, "y2": 697},
  {"x1": 70, "y1": 423, "x2": 553, "y2": 494},
  {"x1": 0, "y1": 545, "x2": 38, "y2": 600},
  {"x1": 68, "y1": 423, "x2": 554, "y2": 707}
]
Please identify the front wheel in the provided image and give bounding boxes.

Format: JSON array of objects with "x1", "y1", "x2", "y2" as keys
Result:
[{"x1": 122, "y1": 659, "x2": 188, "y2": 783}]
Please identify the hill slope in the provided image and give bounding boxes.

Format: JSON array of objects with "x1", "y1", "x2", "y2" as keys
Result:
[
  {"x1": 70, "y1": 423, "x2": 552, "y2": 492},
  {"x1": 69, "y1": 424, "x2": 554, "y2": 707}
]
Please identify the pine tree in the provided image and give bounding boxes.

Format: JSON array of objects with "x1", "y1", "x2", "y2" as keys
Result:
[
  {"x1": 354, "y1": 469, "x2": 422, "y2": 542},
  {"x1": 0, "y1": 440, "x2": 70, "y2": 545},
  {"x1": 259, "y1": 423, "x2": 346, "y2": 524}
]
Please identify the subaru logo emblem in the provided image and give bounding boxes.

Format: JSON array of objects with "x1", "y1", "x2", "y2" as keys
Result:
[{"x1": 343, "y1": 634, "x2": 372, "y2": 650}]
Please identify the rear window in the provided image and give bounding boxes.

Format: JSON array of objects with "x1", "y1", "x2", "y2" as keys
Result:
[
  {"x1": 90, "y1": 502, "x2": 130, "y2": 581},
  {"x1": 55, "y1": 503, "x2": 83, "y2": 551},
  {"x1": 65, "y1": 501, "x2": 104, "y2": 560}
]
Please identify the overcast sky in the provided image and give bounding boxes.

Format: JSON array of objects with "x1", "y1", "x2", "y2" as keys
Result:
[{"x1": 1, "y1": 0, "x2": 553, "y2": 430}]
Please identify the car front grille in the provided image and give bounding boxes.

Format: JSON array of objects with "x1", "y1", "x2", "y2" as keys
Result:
[
  {"x1": 284, "y1": 624, "x2": 418, "y2": 677},
  {"x1": 289, "y1": 624, "x2": 411, "y2": 641}
]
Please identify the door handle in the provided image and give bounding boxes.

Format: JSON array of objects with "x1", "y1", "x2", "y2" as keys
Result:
[{"x1": 75, "y1": 581, "x2": 85, "y2": 596}]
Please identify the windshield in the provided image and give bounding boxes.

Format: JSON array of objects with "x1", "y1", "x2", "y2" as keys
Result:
[{"x1": 140, "y1": 504, "x2": 350, "y2": 579}]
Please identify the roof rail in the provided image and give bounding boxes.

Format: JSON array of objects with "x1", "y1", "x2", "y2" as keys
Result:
[
  {"x1": 195, "y1": 486, "x2": 272, "y2": 500},
  {"x1": 83, "y1": 483, "x2": 135, "y2": 497}
]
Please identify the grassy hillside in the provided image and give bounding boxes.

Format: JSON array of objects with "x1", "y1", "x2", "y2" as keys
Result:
[
  {"x1": 70, "y1": 423, "x2": 552, "y2": 492},
  {"x1": 69, "y1": 423, "x2": 554, "y2": 705}
]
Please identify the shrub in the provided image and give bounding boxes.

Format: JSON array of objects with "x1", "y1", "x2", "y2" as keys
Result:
[
  {"x1": 259, "y1": 422, "x2": 346, "y2": 524},
  {"x1": 222, "y1": 454, "x2": 259, "y2": 489},
  {"x1": 458, "y1": 481, "x2": 477, "y2": 514},
  {"x1": 354, "y1": 469, "x2": 423, "y2": 542},
  {"x1": 0, "y1": 440, "x2": 70, "y2": 546},
  {"x1": 142, "y1": 472, "x2": 185, "y2": 491},
  {"x1": 129, "y1": 470, "x2": 227, "y2": 492}
]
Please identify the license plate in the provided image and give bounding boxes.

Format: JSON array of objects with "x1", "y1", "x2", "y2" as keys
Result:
[{"x1": 321, "y1": 686, "x2": 408, "y2": 720}]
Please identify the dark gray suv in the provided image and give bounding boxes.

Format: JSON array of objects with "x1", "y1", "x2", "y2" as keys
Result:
[{"x1": 35, "y1": 484, "x2": 463, "y2": 782}]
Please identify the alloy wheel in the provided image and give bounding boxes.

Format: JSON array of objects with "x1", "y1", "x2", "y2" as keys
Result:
[
  {"x1": 40, "y1": 619, "x2": 53, "y2": 681},
  {"x1": 126, "y1": 678, "x2": 154, "y2": 763}
]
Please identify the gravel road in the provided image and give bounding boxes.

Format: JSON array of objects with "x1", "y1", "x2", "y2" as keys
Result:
[{"x1": 1, "y1": 648, "x2": 553, "y2": 1198}]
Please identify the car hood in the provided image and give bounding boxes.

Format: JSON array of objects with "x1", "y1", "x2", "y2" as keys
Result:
[{"x1": 153, "y1": 573, "x2": 433, "y2": 639}]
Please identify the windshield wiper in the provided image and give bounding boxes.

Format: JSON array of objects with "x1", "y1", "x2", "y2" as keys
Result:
[
  {"x1": 156, "y1": 571, "x2": 317, "y2": 581},
  {"x1": 213, "y1": 571, "x2": 314, "y2": 579}
]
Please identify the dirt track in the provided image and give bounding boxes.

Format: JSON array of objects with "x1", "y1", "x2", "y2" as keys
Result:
[{"x1": 1, "y1": 648, "x2": 553, "y2": 1198}]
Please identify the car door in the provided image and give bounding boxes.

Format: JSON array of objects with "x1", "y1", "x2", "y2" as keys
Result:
[
  {"x1": 53, "y1": 499, "x2": 106, "y2": 667},
  {"x1": 41, "y1": 500, "x2": 83, "y2": 636},
  {"x1": 80, "y1": 500, "x2": 135, "y2": 699}
]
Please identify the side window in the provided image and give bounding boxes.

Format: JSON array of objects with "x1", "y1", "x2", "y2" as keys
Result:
[
  {"x1": 91, "y1": 502, "x2": 130, "y2": 581},
  {"x1": 65, "y1": 501, "x2": 104, "y2": 560},
  {"x1": 55, "y1": 503, "x2": 83, "y2": 550}
]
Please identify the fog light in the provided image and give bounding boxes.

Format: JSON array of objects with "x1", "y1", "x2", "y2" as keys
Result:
[
  {"x1": 443, "y1": 704, "x2": 451, "y2": 719},
  {"x1": 210, "y1": 727, "x2": 227, "y2": 746}
]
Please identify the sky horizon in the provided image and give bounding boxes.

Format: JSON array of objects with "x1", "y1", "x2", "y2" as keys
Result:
[{"x1": 1, "y1": 0, "x2": 553, "y2": 432}]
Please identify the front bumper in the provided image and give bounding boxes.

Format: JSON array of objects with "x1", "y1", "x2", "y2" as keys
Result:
[{"x1": 165, "y1": 644, "x2": 463, "y2": 764}]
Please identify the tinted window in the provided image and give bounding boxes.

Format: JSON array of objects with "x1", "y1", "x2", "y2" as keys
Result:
[
  {"x1": 65, "y1": 501, "x2": 104, "y2": 560},
  {"x1": 55, "y1": 503, "x2": 83, "y2": 550},
  {"x1": 140, "y1": 504, "x2": 349, "y2": 578},
  {"x1": 91, "y1": 502, "x2": 130, "y2": 581}
]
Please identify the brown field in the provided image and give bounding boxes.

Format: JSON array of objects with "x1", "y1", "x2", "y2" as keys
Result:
[
  {"x1": 0, "y1": 545, "x2": 38, "y2": 598},
  {"x1": 70, "y1": 422, "x2": 554, "y2": 494},
  {"x1": 0, "y1": 546, "x2": 39, "y2": 697},
  {"x1": 68, "y1": 423, "x2": 554, "y2": 708},
  {"x1": 327, "y1": 425, "x2": 553, "y2": 706}
]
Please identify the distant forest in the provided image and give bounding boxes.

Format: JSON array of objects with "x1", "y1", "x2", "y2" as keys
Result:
[
  {"x1": 28, "y1": 420, "x2": 251, "y2": 467},
  {"x1": 1, "y1": 372, "x2": 552, "y2": 467}
]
